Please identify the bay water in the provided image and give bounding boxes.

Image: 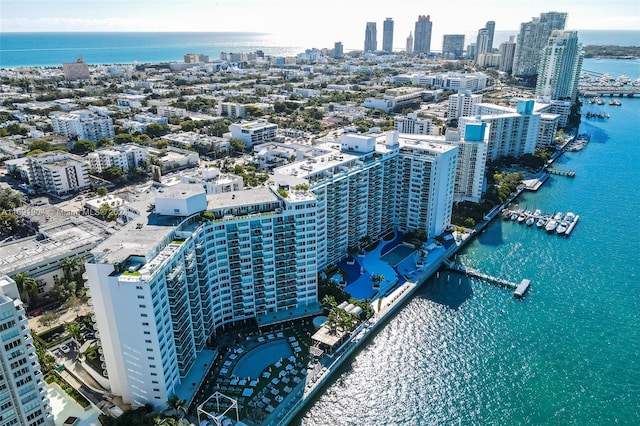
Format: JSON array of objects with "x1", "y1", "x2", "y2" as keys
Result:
[{"x1": 297, "y1": 59, "x2": 640, "y2": 425}]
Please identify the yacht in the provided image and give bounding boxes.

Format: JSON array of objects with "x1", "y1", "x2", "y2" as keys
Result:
[
  {"x1": 545, "y1": 219, "x2": 558, "y2": 233},
  {"x1": 526, "y1": 216, "x2": 535, "y2": 226},
  {"x1": 554, "y1": 212, "x2": 564, "y2": 221},
  {"x1": 517, "y1": 212, "x2": 527, "y2": 223},
  {"x1": 556, "y1": 221, "x2": 569, "y2": 234},
  {"x1": 536, "y1": 217, "x2": 546, "y2": 228}
]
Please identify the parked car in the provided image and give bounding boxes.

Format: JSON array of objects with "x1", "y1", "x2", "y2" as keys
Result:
[{"x1": 60, "y1": 344, "x2": 70, "y2": 354}]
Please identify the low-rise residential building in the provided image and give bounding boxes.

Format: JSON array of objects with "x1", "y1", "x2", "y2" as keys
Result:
[
  {"x1": 87, "y1": 144, "x2": 148, "y2": 173},
  {"x1": 50, "y1": 110, "x2": 115, "y2": 142},
  {"x1": 26, "y1": 151, "x2": 91, "y2": 195},
  {"x1": 228, "y1": 119, "x2": 278, "y2": 147}
]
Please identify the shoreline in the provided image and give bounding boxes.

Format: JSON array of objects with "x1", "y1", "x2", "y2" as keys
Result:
[{"x1": 273, "y1": 137, "x2": 577, "y2": 425}]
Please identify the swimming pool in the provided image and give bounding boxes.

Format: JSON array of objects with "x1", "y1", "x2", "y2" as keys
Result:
[
  {"x1": 233, "y1": 340, "x2": 293, "y2": 378},
  {"x1": 380, "y1": 244, "x2": 415, "y2": 266}
]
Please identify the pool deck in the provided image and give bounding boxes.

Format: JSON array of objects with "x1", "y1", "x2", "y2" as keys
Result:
[
  {"x1": 342, "y1": 233, "x2": 411, "y2": 300},
  {"x1": 174, "y1": 349, "x2": 217, "y2": 406},
  {"x1": 275, "y1": 232, "x2": 468, "y2": 425}
]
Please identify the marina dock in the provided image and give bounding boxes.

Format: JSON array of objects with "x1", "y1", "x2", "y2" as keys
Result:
[
  {"x1": 500, "y1": 207, "x2": 580, "y2": 236},
  {"x1": 444, "y1": 260, "x2": 530, "y2": 298},
  {"x1": 548, "y1": 168, "x2": 576, "y2": 177},
  {"x1": 514, "y1": 279, "x2": 531, "y2": 298}
]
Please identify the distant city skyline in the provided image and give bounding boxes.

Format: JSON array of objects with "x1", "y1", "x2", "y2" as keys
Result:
[{"x1": 1, "y1": 0, "x2": 639, "y2": 51}]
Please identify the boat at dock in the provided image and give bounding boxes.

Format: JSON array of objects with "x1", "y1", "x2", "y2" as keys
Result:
[
  {"x1": 545, "y1": 219, "x2": 558, "y2": 233},
  {"x1": 526, "y1": 216, "x2": 535, "y2": 226},
  {"x1": 536, "y1": 217, "x2": 547, "y2": 228}
]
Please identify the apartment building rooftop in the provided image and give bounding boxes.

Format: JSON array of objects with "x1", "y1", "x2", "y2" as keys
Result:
[{"x1": 0, "y1": 216, "x2": 111, "y2": 275}]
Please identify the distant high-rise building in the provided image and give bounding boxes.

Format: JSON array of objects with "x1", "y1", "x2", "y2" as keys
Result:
[
  {"x1": 466, "y1": 43, "x2": 477, "y2": 60},
  {"x1": 364, "y1": 22, "x2": 377, "y2": 52},
  {"x1": 498, "y1": 36, "x2": 517, "y2": 73},
  {"x1": 63, "y1": 55, "x2": 90, "y2": 81},
  {"x1": 334, "y1": 41, "x2": 344, "y2": 59},
  {"x1": 535, "y1": 30, "x2": 583, "y2": 100},
  {"x1": 475, "y1": 28, "x2": 491, "y2": 61},
  {"x1": 442, "y1": 34, "x2": 465, "y2": 59},
  {"x1": 406, "y1": 32, "x2": 414, "y2": 55},
  {"x1": 413, "y1": 15, "x2": 433, "y2": 55},
  {"x1": 485, "y1": 21, "x2": 496, "y2": 52},
  {"x1": 383, "y1": 18, "x2": 394, "y2": 52},
  {"x1": 184, "y1": 53, "x2": 209, "y2": 63},
  {"x1": 512, "y1": 11, "x2": 567, "y2": 77},
  {"x1": 0, "y1": 276, "x2": 53, "y2": 426}
]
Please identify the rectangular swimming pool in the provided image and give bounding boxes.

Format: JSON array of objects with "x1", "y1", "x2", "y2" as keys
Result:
[{"x1": 380, "y1": 245, "x2": 415, "y2": 266}]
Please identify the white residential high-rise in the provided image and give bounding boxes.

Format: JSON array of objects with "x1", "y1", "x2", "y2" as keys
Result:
[
  {"x1": 394, "y1": 113, "x2": 433, "y2": 135},
  {"x1": 26, "y1": 151, "x2": 91, "y2": 195},
  {"x1": 86, "y1": 183, "x2": 320, "y2": 407},
  {"x1": 512, "y1": 11, "x2": 567, "y2": 77},
  {"x1": 459, "y1": 100, "x2": 540, "y2": 160},
  {"x1": 475, "y1": 28, "x2": 491, "y2": 61},
  {"x1": 50, "y1": 110, "x2": 115, "y2": 142},
  {"x1": 445, "y1": 125, "x2": 488, "y2": 203},
  {"x1": 535, "y1": 30, "x2": 583, "y2": 100},
  {"x1": 0, "y1": 276, "x2": 53, "y2": 426},
  {"x1": 448, "y1": 92, "x2": 482, "y2": 120},
  {"x1": 86, "y1": 131, "x2": 460, "y2": 408},
  {"x1": 499, "y1": 36, "x2": 517, "y2": 73},
  {"x1": 406, "y1": 32, "x2": 414, "y2": 55}
]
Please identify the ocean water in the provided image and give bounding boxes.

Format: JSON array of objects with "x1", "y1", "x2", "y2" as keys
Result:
[
  {"x1": 296, "y1": 59, "x2": 640, "y2": 425},
  {"x1": 0, "y1": 32, "x2": 303, "y2": 68}
]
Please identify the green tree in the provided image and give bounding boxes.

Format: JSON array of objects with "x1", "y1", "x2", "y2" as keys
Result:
[
  {"x1": 145, "y1": 123, "x2": 170, "y2": 138},
  {"x1": 28, "y1": 140, "x2": 53, "y2": 152},
  {"x1": 63, "y1": 296, "x2": 84, "y2": 318},
  {"x1": 12, "y1": 272, "x2": 38, "y2": 302},
  {"x1": 0, "y1": 188, "x2": 24, "y2": 210},
  {"x1": 73, "y1": 139, "x2": 96, "y2": 153},
  {"x1": 229, "y1": 137, "x2": 246, "y2": 155},
  {"x1": 60, "y1": 256, "x2": 82, "y2": 282},
  {"x1": 66, "y1": 322, "x2": 83, "y2": 342},
  {"x1": 97, "y1": 137, "x2": 114, "y2": 148},
  {"x1": 38, "y1": 311, "x2": 60, "y2": 329},
  {"x1": 0, "y1": 211, "x2": 17, "y2": 233},
  {"x1": 97, "y1": 186, "x2": 108, "y2": 196},
  {"x1": 370, "y1": 274, "x2": 384, "y2": 289}
]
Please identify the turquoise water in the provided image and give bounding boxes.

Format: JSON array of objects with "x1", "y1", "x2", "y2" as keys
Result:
[
  {"x1": 297, "y1": 60, "x2": 640, "y2": 425},
  {"x1": 381, "y1": 245, "x2": 415, "y2": 266},
  {"x1": 0, "y1": 32, "x2": 303, "y2": 68},
  {"x1": 233, "y1": 340, "x2": 292, "y2": 379}
]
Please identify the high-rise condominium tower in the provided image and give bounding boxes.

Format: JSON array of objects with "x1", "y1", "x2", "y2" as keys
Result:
[
  {"x1": 364, "y1": 22, "x2": 377, "y2": 52},
  {"x1": 535, "y1": 30, "x2": 583, "y2": 100},
  {"x1": 383, "y1": 18, "x2": 394, "y2": 52},
  {"x1": 442, "y1": 35, "x2": 465, "y2": 59},
  {"x1": 485, "y1": 21, "x2": 495, "y2": 52},
  {"x1": 406, "y1": 32, "x2": 414, "y2": 55},
  {"x1": 498, "y1": 36, "x2": 517, "y2": 73},
  {"x1": 334, "y1": 41, "x2": 344, "y2": 59},
  {"x1": 475, "y1": 28, "x2": 491, "y2": 61},
  {"x1": 413, "y1": 15, "x2": 432, "y2": 55},
  {"x1": 0, "y1": 276, "x2": 53, "y2": 426},
  {"x1": 512, "y1": 11, "x2": 567, "y2": 77}
]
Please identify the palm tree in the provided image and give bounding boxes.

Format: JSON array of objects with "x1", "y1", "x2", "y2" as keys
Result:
[
  {"x1": 12, "y1": 273, "x2": 38, "y2": 303},
  {"x1": 60, "y1": 256, "x2": 81, "y2": 283},
  {"x1": 66, "y1": 323, "x2": 82, "y2": 343},
  {"x1": 370, "y1": 274, "x2": 384, "y2": 290},
  {"x1": 165, "y1": 395, "x2": 187, "y2": 419}
]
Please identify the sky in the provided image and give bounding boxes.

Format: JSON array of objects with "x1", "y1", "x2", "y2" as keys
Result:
[{"x1": 1, "y1": 0, "x2": 639, "y2": 50}]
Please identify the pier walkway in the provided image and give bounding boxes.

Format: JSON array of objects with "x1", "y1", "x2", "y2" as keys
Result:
[
  {"x1": 444, "y1": 260, "x2": 519, "y2": 290},
  {"x1": 548, "y1": 168, "x2": 576, "y2": 177},
  {"x1": 443, "y1": 260, "x2": 531, "y2": 298}
]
